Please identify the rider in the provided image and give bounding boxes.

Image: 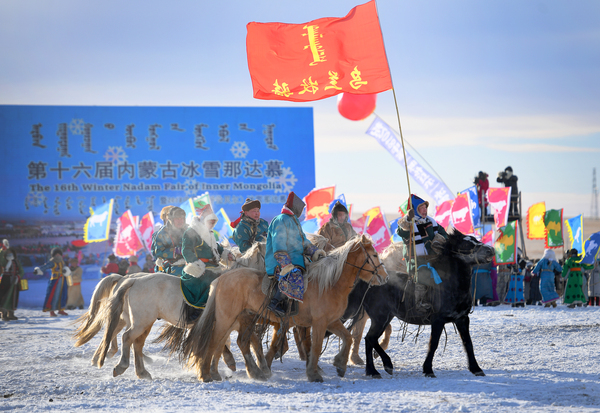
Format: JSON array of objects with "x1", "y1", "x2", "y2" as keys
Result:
[
  {"x1": 266, "y1": 192, "x2": 326, "y2": 315},
  {"x1": 181, "y1": 205, "x2": 235, "y2": 309},
  {"x1": 231, "y1": 198, "x2": 269, "y2": 254},
  {"x1": 396, "y1": 194, "x2": 448, "y2": 314},
  {"x1": 317, "y1": 200, "x2": 357, "y2": 252},
  {"x1": 152, "y1": 206, "x2": 187, "y2": 276},
  {"x1": 562, "y1": 248, "x2": 594, "y2": 308}
]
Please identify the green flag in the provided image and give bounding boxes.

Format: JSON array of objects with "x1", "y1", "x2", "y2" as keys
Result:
[
  {"x1": 544, "y1": 208, "x2": 563, "y2": 248},
  {"x1": 495, "y1": 219, "x2": 517, "y2": 265}
]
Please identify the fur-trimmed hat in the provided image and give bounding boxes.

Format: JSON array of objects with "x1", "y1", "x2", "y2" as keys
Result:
[
  {"x1": 242, "y1": 198, "x2": 261, "y2": 212},
  {"x1": 51, "y1": 247, "x2": 63, "y2": 257},
  {"x1": 168, "y1": 206, "x2": 186, "y2": 222},
  {"x1": 505, "y1": 166, "x2": 513, "y2": 172},
  {"x1": 128, "y1": 255, "x2": 138, "y2": 263},
  {"x1": 331, "y1": 201, "x2": 349, "y2": 222},
  {"x1": 408, "y1": 194, "x2": 429, "y2": 219},
  {"x1": 160, "y1": 205, "x2": 175, "y2": 222}
]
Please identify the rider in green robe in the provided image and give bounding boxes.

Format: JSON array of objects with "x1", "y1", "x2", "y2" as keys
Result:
[
  {"x1": 562, "y1": 249, "x2": 594, "y2": 308},
  {"x1": 231, "y1": 198, "x2": 269, "y2": 254}
]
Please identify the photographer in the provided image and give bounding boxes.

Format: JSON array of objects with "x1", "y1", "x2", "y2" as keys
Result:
[
  {"x1": 496, "y1": 166, "x2": 519, "y2": 216},
  {"x1": 473, "y1": 171, "x2": 489, "y2": 215}
]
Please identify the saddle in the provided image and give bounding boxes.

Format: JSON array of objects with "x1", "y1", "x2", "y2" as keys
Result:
[{"x1": 261, "y1": 274, "x2": 300, "y2": 316}]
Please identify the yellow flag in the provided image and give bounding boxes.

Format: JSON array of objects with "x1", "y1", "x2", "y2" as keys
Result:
[{"x1": 527, "y1": 202, "x2": 546, "y2": 240}]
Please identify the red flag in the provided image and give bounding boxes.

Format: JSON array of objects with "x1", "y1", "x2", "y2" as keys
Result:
[
  {"x1": 487, "y1": 187, "x2": 511, "y2": 229},
  {"x1": 451, "y1": 193, "x2": 474, "y2": 234},
  {"x1": 351, "y1": 216, "x2": 366, "y2": 235},
  {"x1": 482, "y1": 230, "x2": 494, "y2": 246},
  {"x1": 139, "y1": 212, "x2": 155, "y2": 251},
  {"x1": 246, "y1": 0, "x2": 392, "y2": 102},
  {"x1": 434, "y1": 200, "x2": 453, "y2": 230},
  {"x1": 304, "y1": 186, "x2": 336, "y2": 220},
  {"x1": 114, "y1": 210, "x2": 145, "y2": 257},
  {"x1": 364, "y1": 213, "x2": 392, "y2": 253}
]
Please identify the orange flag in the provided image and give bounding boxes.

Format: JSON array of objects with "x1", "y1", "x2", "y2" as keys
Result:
[
  {"x1": 246, "y1": 0, "x2": 392, "y2": 102},
  {"x1": 304, "y1": 186, "x2": 336, "y2": 220}
]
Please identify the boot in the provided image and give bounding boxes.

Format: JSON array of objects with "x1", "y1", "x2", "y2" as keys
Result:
[
  {"x1": 50, "y1": 311, "x2": 57, "y2": 317},
  {"x1": 268, "y1": 284, "x2": 287, "y2": 316},
  {"x1": 58, "y1": 310, "x2": 69, "y2": 316},
  {"x1": 544, "y1": 303, "x2": 551, "y2": 308},
  {"x1": 1, "y1": 311, "x2": 9, "y2": 321},
  {"x1": 414, "y1": 283, "x2": 432, "y2": 314},
  {"x1": 551, "y1": 301, "x2": 557, "y2": 308},
  {"x1": 7, "y1": 311, "x2": 18, "y2": 320}
]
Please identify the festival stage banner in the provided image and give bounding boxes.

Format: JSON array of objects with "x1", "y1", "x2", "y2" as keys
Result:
[
  {"x1": 527, "y1": 202, "x2": 546, "y2": 240},
  {"x1": 544, "y1": 209, "x2": 564, "y2": 248},
  {"x1": 304, "y1": 186, "x2": 335, "y2": 220},
  {"x1": 581, "y1": 232, "x2": 600, "y2": 265},
  {"x1": 215, "y1": 208, "x2": 234, "y2": 244},
  {"x1": 114, "y1": 210, "x2": 144, "y2": 257},
  {"x1": 460, "y1": 186, "x2": 481, "y2": 228},
  {"x1": 565, "y1": 214, "x2": 584, "y2": 253},
  {"x1": 0, "y1": 105, "x2": 315, "y2": 223},
  {"x1": 246, "y1": 0, "x2": 391, "y2": 102},
  {"x1": 366, "y1": 116, "x2": 454, "y2": 206},
  {"x1": 451, "y1": 193, "x2": 474, "y2": 234},
  {"x1": 364, "y1": 212, "x2": 391, "y2": 253},
  {"x1": 495, "y1": 219, "x2": 518, "y2": 265},
  {"x1": 487, "y1": 187, "x2": 511, "y2": 229},
  {"x1": 139, "y1": 212, "x2": 155, "y2": 251},
  {"x1": 434, "y1": 199, "x2": 453, "y2": 230},
  {"x1": 83, "y1": 200, "x2": 114, "y2": 243}
]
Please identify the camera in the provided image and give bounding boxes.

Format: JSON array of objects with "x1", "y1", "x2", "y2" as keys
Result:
[{"x1": 498, "y1": 171, "x2": 507, "y2": 179}]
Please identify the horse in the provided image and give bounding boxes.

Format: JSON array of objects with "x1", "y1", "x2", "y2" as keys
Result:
[
  {"x1": 172, "y1": 235, "x2": 388, "y2": 383},
  {"x1": 345, "y1": 229, "x2": 494, "y2": 378},
  {"x1": 76, "y1": 242, "x2": 266, "y2": 380}
]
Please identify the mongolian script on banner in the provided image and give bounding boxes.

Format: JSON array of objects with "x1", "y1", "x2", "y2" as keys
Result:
[{"x1": 366, "y1": 116, "x2": 454, "y2": 206}]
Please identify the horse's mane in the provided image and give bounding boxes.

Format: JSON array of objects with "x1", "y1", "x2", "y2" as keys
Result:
[
  {"x1": 306, "y1": 235, "x2": 368, "y2": 296},
  {"x1": 306, "y1": 233, "x2": 329, "y2": 250},
  {"x1": 229, "y1": 241, "x2": 266, "y2": 271}
]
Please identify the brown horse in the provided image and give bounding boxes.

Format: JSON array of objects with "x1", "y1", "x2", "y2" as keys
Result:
[{"x1": 177, "y1": 235, "x2": 388, "y2": 383}]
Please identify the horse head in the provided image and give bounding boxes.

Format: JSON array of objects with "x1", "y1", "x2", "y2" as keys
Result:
[
  {"x1": 444, "y1": 229, "x2": 495, "y2": 266},
  {"x1": 348, "y1": 234, "x2": 389, "y2": 286}
]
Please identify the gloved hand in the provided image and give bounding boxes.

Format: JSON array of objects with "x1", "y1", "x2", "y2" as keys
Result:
[
  {"x1": 33, "y1": 267, "x2": 43, "y2": 276},
  {"x1": 289, "y1": 267, "x2": 303, "y2": 278},
  {"x1": 2, "y1": 239, "x2": 9, "y2": 249},
  {"x1": 311, "y1": 249, "x2": 326, "y2": 261},
  {"x1": 407, "y1": 208, "x2": 415, "y2": 221},
  {"x1": 63, "y1": 267, "x2": 72, "y2": 276}
]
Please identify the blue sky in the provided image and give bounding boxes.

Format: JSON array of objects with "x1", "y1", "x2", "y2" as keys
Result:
[{"x1": 1, "y1": 0, "x2": 599, "y2": 218}]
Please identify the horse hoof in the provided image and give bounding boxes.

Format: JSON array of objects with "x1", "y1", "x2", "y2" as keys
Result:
[
  {"x1": 350, "y1": 355, "x2": 365, "y2": 365},
  {"x1": 227, "y1": 363, "x2": 237, "y2": 372},
  {"x1": 367, "y1": 373, "x2": 382, "y2": 379},
  {"x1": 424, "y1": 372, "x2": 436, "y2": 378},
  {"x1": 336, "y1": 367, "x2": 346, "y2": 377},
  {"x1": 113, "y1": 366, "x2": 127, "y2": 377},
  {"x1": 384, "y1": 366, "x2": 394, "y2": 375},
  {"x1": 137, "y1": 371, "x2": 153, "y2": 380},
  {"x1": 201, "y1": 376, "x2": 213, "y2": 383},
  {"x1": 473, "y1": 371, "x2": 485, "y2": 377}
]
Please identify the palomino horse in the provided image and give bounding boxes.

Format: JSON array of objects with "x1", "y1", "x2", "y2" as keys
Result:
[
  {"x1": 345, "y1": 229, "x2": 494, "y2": 378},
  {"x1": 175, "y1": 235, "x2": 388, "y2": 383},
  {"x1": 76, "y1": 242, "x2": 266, "y2": 379}
]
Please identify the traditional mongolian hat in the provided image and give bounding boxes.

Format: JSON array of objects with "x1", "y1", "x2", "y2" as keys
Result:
[
  {"x1": 51, "y1": 247, "x2": 63, "y2": 257},
  {"x1": 408, "y1": 194, "x2": 429, "y2": 219},
  {"x1": 241, "y1": 198, "x2": 261, "y2": 212},
  {"x1": 284, "y1": 192, "x2": 305, "y2": 218}
]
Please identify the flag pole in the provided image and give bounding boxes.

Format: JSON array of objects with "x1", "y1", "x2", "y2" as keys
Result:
[{"x1": 374, "y1": 0, "x2": 418, "y2": 280}]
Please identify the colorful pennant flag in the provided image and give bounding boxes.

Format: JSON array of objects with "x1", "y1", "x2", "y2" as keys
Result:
[
  {"x1": 139, "y1": 212, "x2": 155, "y2": 251},
  {"x1": 527, "y1": 202, "x2": 546, "y2": 240},
  {"x1": 304, "y1": 186, "x2": 336, "y2": 220},
  {"x1": 351, "y1": 216, "x2": 366, "y2": 235},
  {"x1": 363, "y1": 206, "x2": 382, "y2": 227},
  {"x1": 451, "y1": 193, "x2": 474, "y2": 234},
  {"x1": 482, "y1": 230, "x2": 494, "y2": 247},
  {"x1": 495, "y1": 220, "x2": 518, "y2": 265},
  {"x1": 487, "y1": 187, "x2": 511, "y2": 229},
  {"x1": 83, "y1": 199, "x2": 114, "y2": 243},
  {"x1": 460, "y1": 186, "x2": 481, "y2": 228},
  {"x1": 215, "y1": 208, "x2": 234, "y2": 244},
  {"x1": 364, "y1": 212, "x2": 391, "y2": 253},
  {"x1": 434, "y1": 199, "x2": 453, "y2": 230},
  {"x1": 544, "y1": 208, "x2": 563, "y2": 248},
  {"x1": 114, "y1": 210, "x2": 145, "y2": 257},
  {"x1": 580, "y1": 232, "x2": 600, "y2": 265},
  {"x1": 388, "y1": 218, "x2": 402, "y2": 243},
  {"x1": 246, "y1": 1, "x2": 391, "y2": 102},
  {"x1": 565, "y1": 214, "x2": 584, "y2": 253},
  {"x1": 398, "y1": 199, "x2": 409, "y2": 217}
]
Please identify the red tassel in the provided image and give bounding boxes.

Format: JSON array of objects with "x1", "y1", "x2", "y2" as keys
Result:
[{"x1": 230, "y1": 212, "x2": 243, "y2": 229}]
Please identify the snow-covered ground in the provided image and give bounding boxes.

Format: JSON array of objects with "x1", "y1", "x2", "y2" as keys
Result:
[{"x1": 1, "y1": 306, "x2": 599, "y2": 412}]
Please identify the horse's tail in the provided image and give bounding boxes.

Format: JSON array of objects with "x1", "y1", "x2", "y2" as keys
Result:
[
  {"x1": 96, "y1": 277, "x2": 135, "y2": 368},
  {"x1": 153, "y1": 302, "x2": 196, "y2": 360},
  {"x1": 73, "y1": 274, "x2": 123, "y2": 347},
  {"x1": 181, "y1": 278, "x2": 220, "y2": 371}
]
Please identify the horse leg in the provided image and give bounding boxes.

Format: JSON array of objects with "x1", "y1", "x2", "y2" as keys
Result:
[
  {"x1": 423, "y1": 319, "x2": 445, "y2": 378},
  {"x1": 273, "y1": 323, "x2": 289, "y2": 360},
  {"x1": 250, "y1": 331, "x2": 271, "y2": 378},
  {"x1": 327, "y1": 320, "x2": 352, "y2": 377},
  {"x1": 133, "y1": 326, "x2": 153, "y2": 380},
  {"x1": 266, "y1": 323, "x2": 286, "y2": 368},
  {"x1": 364, "y1": 318, "x2": 392, "y2": 378},
  {"x1": 210, "y1": 346, "x2": 224, "y2": 381},
  {"x1": 107, "y1": 318, "x2": 126, "y2": 359},
  {"x1": 113, "y1": 325, "x2": 142, "y2": 377},
  {"x1": 349, "y1": 314, "x2": 367, "y2": 365},
  {"x1": 306, "y1": 323, "x2": 326, "y2": 382},
  {"x1": 200, "y1": 320, "x2": 233, "y2": 382},
  {"x1": 236, "y1": 328, "x2": 267, "y2": 381},
  {"x1": 293, "y1": 326, "x2": 308, "y2": 361},
  {"x1": 454, "y1": 316, "x2": 485, "y2": 376},
  {"x1": 221, "y1": 336, "x2": 237, "y2": 372}
]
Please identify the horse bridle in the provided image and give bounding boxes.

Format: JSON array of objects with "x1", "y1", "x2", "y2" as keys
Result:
[
  {"x1": 453, "y1": 241, "x2": 488, "y2": 266},
  {"x1": 344, "y1": 242, "x2": 387, "y2": 289}
]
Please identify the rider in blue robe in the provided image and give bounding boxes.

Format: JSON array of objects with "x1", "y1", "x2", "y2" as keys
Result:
[
  {"x1": 266, "y1": 192, "x2": 325, "y2": 315},
  {"x1": 231, "y1": 198, "x2": 269, "y2": 254},
  {"x1": 532, "y1": 249, "x2": 562, "y2": 307},
  {"x1": 152, "y1": 207, "x2": 187, "y2": 276}
]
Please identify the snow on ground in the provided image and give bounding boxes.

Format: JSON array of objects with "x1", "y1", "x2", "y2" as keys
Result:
[{"x1": 1, "y1": 306, "x2": 600, "y2": 412}]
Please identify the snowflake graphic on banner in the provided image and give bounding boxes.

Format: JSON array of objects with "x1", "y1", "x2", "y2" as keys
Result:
[
  {"x1": 268, "y1": 166, "x2": 297, "y2": 193},
  {"x1": 69, "y1": 118, "x2": 85, "y2": 135},
  {"x1": 230, "y1": 141, "x2": 249, "y2": 159},
  {"x1": 184, "y1": 178, "x2": 200, "y2": 197},
  {"x1": 104, "y1": 146, "x2": 127, "y2": 164},
  {"x1": 25, "y1": 191, "x2": 46, "y2": 207}
]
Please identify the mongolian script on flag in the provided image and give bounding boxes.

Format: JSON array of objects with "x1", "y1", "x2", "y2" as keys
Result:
[
  {"x1": 114, "y1": 210, "x2": 144, "y2": 257},
  {"x1": 527, "y1": 202, "x2": 546, "y2": 240},
  {"x1": 487, "y1": 187, "x2": 511, "y2": 229},
  {"x1": 246, "y1": 0, "x2": 392, "y2": 101}
]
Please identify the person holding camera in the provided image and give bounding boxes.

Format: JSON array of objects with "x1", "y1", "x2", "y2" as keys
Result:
[{"x1": 496, "y1": 166, "x2": 519, "y2": 216}]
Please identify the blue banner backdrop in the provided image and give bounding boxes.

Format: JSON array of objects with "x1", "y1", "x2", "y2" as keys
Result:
[{"x1": 0, "y1": 105, "x2": 315, "y2": 222}]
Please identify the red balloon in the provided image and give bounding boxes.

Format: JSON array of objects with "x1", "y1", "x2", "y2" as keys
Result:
[{"x1": 337, "y1": 92, "x2": 377, "y2": 121}]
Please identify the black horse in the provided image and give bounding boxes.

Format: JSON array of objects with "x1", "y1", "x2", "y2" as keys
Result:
[{"x1": 346, "y1": 229, "x2": 494, "y2": 378}]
